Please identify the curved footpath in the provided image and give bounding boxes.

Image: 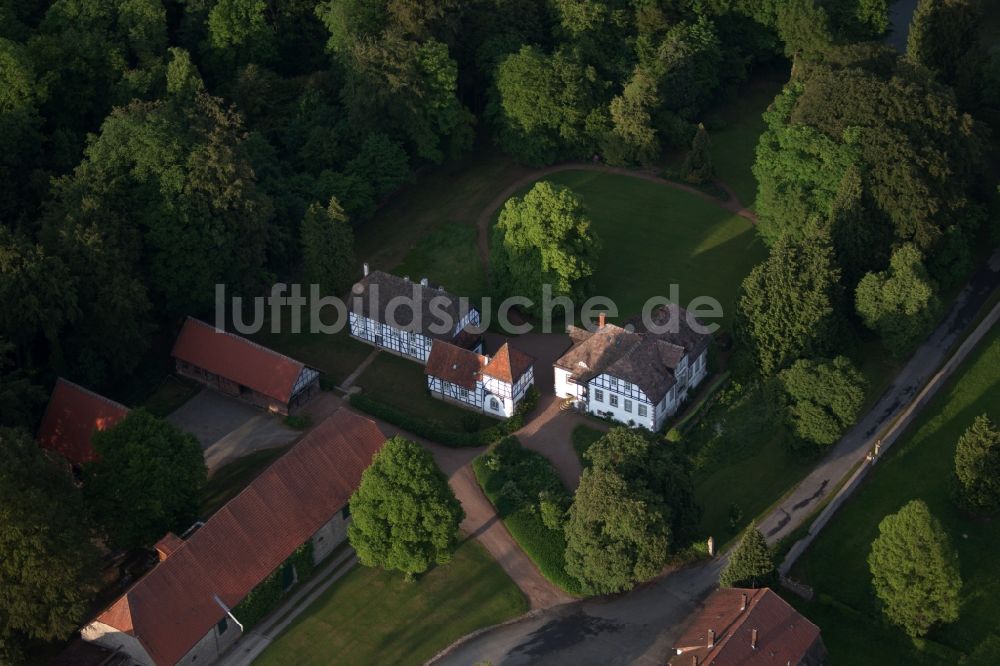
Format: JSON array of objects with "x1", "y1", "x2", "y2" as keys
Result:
[
  {"x1": 428, "y1": 250, "x2": 1000, "y2": 666},
  {"x1": 474, "y1": 163, "x2": 757, "y2": 271}
]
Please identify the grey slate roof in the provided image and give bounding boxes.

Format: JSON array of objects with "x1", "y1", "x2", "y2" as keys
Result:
[
  {"x1": 352, "y1": 270, "x2": 478, "y2": 341},
  {"x1": 555, "y1": 305, "x2": 712, "y2": 403}
]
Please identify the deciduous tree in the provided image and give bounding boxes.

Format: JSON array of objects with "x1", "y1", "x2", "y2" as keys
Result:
[
  {"x1": 564, "y1": 465, "x2": 670, "y2": 594},
  {"x1": 0, "y1": 428, "x2": 99, "y2": 660},
  {"x1": 856, "y1": 244, "x2": 940, "y2": 355},
  {"x1": 778, "y1": 356, "x2": 867, "y2": 448},
  {"x1": 83, "y1": 410, "x2": 207, "y2": 550},
  {"x1": 867, "y1": 499, "x2": 961, "y2": 637},
  {"x1": 491, "y1": 181, "x2": 601, "y2": 315},
  {"x1": 348, "y1": 437, "x2": 464, "y2": 579}
]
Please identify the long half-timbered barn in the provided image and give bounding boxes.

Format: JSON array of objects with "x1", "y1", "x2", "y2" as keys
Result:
[
  {"x1": 424, "y1": 341, "x2": 535, "y2": 419},
  {"x1": 554, "y1": 307, "x2": 711, "y2": 430},
  {"x1": 171, "y1": 317, "x2": 320, "y2": 415},
  {"x1": 348, "y1": 265, "x2": 482, "y2": 363}
]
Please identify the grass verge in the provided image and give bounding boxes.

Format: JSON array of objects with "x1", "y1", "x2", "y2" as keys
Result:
[
  {"x1": 254, "y1": 539, "x2": 528, "y2": 666},
  {"x1": 789, "y1": 326, "x2": 1000, "y2": 664}
]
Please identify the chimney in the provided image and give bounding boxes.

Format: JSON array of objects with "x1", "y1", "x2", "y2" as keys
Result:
[
  {"x1": 363, "y1": 262, "x2": 369, "y2": 277},
  {"x1": 751, "y1": 628, "x2": 758, "y2": 650},
  {"x1": 741, "y1": 592, "x2": 748, "y2": 612},
  {"x1": 420, "y1": 277, "x2": 429, "y2": 287},
  {"x1": 599, "y1": 312, "x2": 606, "y2": 329},
  {"x1": 707, "y1": 629, "x2": 715, "y2": 649}
]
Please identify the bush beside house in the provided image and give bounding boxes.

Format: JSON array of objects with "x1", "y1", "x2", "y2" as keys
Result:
[{"x1": 473, "y1": 437, "x2": 582, "y2": 595}]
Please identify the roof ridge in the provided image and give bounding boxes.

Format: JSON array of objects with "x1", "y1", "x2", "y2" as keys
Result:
[
  {"x1": 704, "y1": 588, "x2": 765, "y2": 661},
  {"x1": 185, "y1": 317, "x2": 305, "y2": 371},
  {"x1": 54, "y1": 377, "x2": 130, "y2": 413}
]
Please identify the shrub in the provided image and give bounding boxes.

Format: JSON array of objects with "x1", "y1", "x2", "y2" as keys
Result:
[
  {"x1": 283, "y1": 415, "x2": 310, "y2": 429},
  {"x1": 472, "y1": 437, "x2": 581, "y2": 594},
  {"x1": 515, "y1": 385, "x2": 540, "y2": 417},
  {"x1": 234, "y1": 543, "x2": 315, "y2": 629}
]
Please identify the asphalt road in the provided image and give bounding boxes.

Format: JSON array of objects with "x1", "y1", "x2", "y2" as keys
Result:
[{"x1": 430, "y1": 249, "x2": 1000, "y2": 666}]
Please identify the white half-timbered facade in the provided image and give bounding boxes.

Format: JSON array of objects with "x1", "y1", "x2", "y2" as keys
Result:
[
  {"x1": 425, "y1": 341, "x2": 535, "y2": 419},
  {"x1": 349, "y1": 266, "x2": 482, "y2": 362},
  {"x1": 554, "y1": 307, "x2": 711, "y2": 430}
]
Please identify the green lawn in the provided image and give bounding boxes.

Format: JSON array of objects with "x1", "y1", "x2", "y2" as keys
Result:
[
  {"x1": 707, "y1": 72, "x2": 786, "y2": 208},
  {"x1": 509, "y1": 170, "x2": 767, "y2": 332},
  {"x1": 254, "y1": 327, "x2": 373, "y2": 386},
  {"x1": 355, "y1": 146, "x2": 528, "y2": 298},
  {"x1": 354, "y1": 352, "x2": 498, "y2": 432},
  {"x1": 255, "y1": 539, "x2": 528, "y2": 666},
  {"x1": 200, "y1": 446, "x2": 291, "y2": 518},
  {"x1": 789, "y1": 326, "x2": 1000, "y2": 664},
  {"x1": 686, "y1": 383, "x2": 813, "y2": 546}
]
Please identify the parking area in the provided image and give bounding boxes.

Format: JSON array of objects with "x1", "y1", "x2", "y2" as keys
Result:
[{"x1": 167, "y1": 389, "x2": 300, "y2": 471}]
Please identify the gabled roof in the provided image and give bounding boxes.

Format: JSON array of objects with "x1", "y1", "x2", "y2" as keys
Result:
[
  {"x1": 554, "y1": 305, "x2": 711, "y2": 403},
  {"x1": 37, "y1": 378, "x2": 129, "y2": 465},
  {"x1": 672, "y1": 587, "x2": 823, "y2": 665},
  {"x1": 352, "y1": 270, "x2": 478, "y2": 340},
  {"x1": 424, "y1": 341, "x2": 486, "y2": 391},
  {"x1": 171, "y1": 317, "x2": 316, "y2": 404},
  {"x1": 92, "y1": 410, "x2": 386, "y2": 666},
  {"x1": 482, "y1": 343, "x2": 534, "y2": 384}
]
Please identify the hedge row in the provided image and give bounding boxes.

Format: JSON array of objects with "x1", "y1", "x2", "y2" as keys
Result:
[
  {"x1": 473, "y1": 437, "x2": 583, "y2": 595},
  {"x1": 232, "y1": 542, "x2": 315, "y2": 629},
  {"x1": 348, "y1": 393, "x2": 526, "y2": 447}
]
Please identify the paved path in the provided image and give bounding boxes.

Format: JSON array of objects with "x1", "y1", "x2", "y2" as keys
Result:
[
  {"x1": 757, "y1": 248, "x2": 1000, "y2": 545},
  {"x1": 429, "y1": 249, "x2": 1000, "y2": 666},
  {"x1": 304, "y1": 393, "x2": 572, "y2": 610},
  {"x1": 475, "y1": 163, "x2": 756, "y2": 272},
  {"x1": 167, "y1": 389, "x2": 299, "y2": 472},
  {"x1": 339, "y1": 348, "x2": 379, "y2": 390},
  {"x1": 217, "y1": 548, "x2": 358, "y2": 666},
  {"x1": 514, "y1": 395, "x2": 608, "y2": 491}
]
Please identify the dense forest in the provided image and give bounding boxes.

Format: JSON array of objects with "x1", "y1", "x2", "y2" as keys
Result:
[{"x1": 1, "y1": 0, "x2": 999, "y2": 658}]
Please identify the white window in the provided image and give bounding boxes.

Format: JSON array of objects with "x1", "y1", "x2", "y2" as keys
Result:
[
  {"x1": 624, "y1": 399, "x2": 632, "y2": 413},
  {"x1": 638, "y1": 404, "x2": 647, "y2": 417},
  {"x1": 490, "y1": 397, "x2": 500, "y2": 411},
  {"x1": 609, "y1": 394, "x2": 619, "y2": 408},
  {"x1": 594, "y1": 389, "x2": 604, "y2": 403}
]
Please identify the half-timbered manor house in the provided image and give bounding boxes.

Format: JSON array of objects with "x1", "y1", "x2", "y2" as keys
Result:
[
  {"x1": 349, "y1": 265, "x2": 482, "y2": 362},
  {"x1": 424, "y1": 341, "x2": 535, "y2": 419},
  {"x1": 554, "y1": 306, "x2": 711, "y2": 430}
]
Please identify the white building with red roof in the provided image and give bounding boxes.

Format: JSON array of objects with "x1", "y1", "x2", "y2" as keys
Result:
[
  {"x1": 424, "y1": 341, "x2": 535, "y2": 419},
  {"x1": 37, "y1": 378, "x2": 130, "y2": 466},
  {"x1": 81, "y1": 409, "x2": 387, "y2": 666},
  {"x1": 171, "y1": 317, "x2": 320, "y2": 415}
]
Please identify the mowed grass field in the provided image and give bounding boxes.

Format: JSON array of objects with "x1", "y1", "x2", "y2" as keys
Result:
[
  {"x1": 255, "y1": 540, "x2": 528, "y2": 666},
  {"x1": 509, "y1": 170, "x2": 767, "y2": 331},
  {"x1": 789, "y1": 325, "x2": 1000, "y2": 665}
]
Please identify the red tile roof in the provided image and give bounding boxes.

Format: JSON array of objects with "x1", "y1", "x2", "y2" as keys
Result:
[
  {"x1": 424, "y1": 341, "x2": 486, "y2": 391},
  {"x1": 92, "y1": 409, "x2": 386, "y2": 666},
  {"x1": 171, "y1": 317, "x2": 308, "y2": 404},
  {"x1": 482, "y1": 343, "x2": 534, "y2": 384},
  {"x1": 672, "y1": 588, "x2": 823, "y2": 665},
  {"x1": 36, "y1": 378, "x2": 129, "y2": 465}
]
